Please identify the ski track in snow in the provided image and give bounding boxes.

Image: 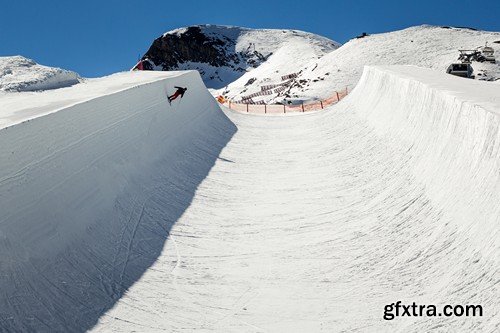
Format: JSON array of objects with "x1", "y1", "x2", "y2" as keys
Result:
[{"x1": 0, "y1": 66, "x2": 499, "y2": 332}]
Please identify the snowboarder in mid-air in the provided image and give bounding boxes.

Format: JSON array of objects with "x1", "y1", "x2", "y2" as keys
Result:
[{"x1": 168, "y1": 86, "x2": 187, "y2": 104}]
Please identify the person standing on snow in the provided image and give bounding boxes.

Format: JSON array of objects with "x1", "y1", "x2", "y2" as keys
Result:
[{"x1": 168, "y1": 86, "x2": 188, "y2": 103}]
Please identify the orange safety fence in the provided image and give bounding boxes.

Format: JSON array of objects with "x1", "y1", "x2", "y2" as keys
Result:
[{"x1": 218, "y1": 87, "x2": 350, "y2": 114}]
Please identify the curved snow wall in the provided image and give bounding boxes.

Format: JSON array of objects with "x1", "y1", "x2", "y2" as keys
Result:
[
  {"x1": 346, "y1": 66, "x2": 500, "y2": 239},
  {"x1": 0, "y1": 71, "x2": 236, "y2": 332},
  {"x1": 340, "y1": 65, "x2": 499, "y2": 329}
]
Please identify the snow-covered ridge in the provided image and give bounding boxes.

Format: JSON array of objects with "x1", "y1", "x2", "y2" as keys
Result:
[
  {"x1": 138, "y1": 25, "x2": 500, "y2": 104},
  {"x1": 0, "y1": 56, "x2": 81, "y2": 92},
  {"x1": 288, "y1": 25, "x2": 500, "y2": 100},
  {"x1": 138, "y1": 24, "x2": 339, "y2": 91}
]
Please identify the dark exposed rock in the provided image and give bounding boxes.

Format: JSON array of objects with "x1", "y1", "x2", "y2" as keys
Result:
[
  {"x1": 245, "y1": 78, "x2": 257, "y2": 86},
  {"x1": 143, "y1": 27, "x2": 242, "y2": 70},
  {"x1": 355, "y1": 32, "x2": 369, "y2": 39},
  {"x1": 442, "y1": 26, "x2": 478, "y2": 31},
  {"x1": 135, "y1": 24, "x2": 339, "y2": 94},
  {"x1": 138, "y1": 26, "x2": 271, "y2": 88}
]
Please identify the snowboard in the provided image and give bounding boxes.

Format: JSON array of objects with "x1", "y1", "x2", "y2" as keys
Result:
[{"x1": 166, "y1": 89, "x2": 172, "y2": 106}]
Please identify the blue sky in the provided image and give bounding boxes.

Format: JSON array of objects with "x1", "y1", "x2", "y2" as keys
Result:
[{"x1": 1, "y1": 0, "x2": 499, "y2": 77}]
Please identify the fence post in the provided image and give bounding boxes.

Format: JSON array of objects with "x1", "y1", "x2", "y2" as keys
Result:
[
  {"x1": 246, "y1": 103, "x2": 249, "y2": 113},
  {"x1": 345, "y1": 86, "x2": 348, "y2": 95},
  {"x1": 264, "y1": 104, "x2": 267, "y2": 114},
  {"x1": 284, "y1": 104, "x2": 286, "y2": 114},
  {"x1": 336, "y1": 92, "x2": 340, "y2": 101},
  {"x1": 301, "y1": 103, "x2": 305, "y2": 112},
  {"x1": 320, "y1": 101, "x2": 323, "y2": 109}
]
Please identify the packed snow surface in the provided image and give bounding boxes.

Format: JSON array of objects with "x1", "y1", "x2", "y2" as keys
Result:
[
  {"x1": 0, "y1": 56, "x2": 81, "y2": 92},
  {"x1": 0, "y1": 66, "x2": 499, "y2": 332}
]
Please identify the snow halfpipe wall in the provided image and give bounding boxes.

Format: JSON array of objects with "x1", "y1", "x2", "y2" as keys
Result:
[
  {"x1": 0, "y1": 65, "x2": 498, "y2": 332},
  {"x1": 0, "y1": 70, "x2": 237, "y2": 332}
]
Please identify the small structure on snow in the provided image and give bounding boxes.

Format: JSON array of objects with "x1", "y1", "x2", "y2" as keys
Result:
[
  {"x1": 446, "y1": 63, "x2": 474, "y2": 79},
  {"x1": 456, "y1": 44, "x2": 496, "y2": 64},
  {"x1": 478, "y1": 43, "x2": 496, "y2": 63},
  {"x1": 447, "y1": 43, "x2": 496, "y2": 79}
]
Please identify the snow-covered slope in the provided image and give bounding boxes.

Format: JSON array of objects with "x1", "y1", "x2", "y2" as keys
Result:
[
  {"x1": 1, "y1": 65, "x2": 499, "y2": 332},
  {"x1": 139, "y1": 25, "x2": 500, "y2": 104},
  {"x1": 90, "y1": 66, "x2": 499, "y2": 332},
  {"x1": 137, "y1": 24, "x2": 338, "y2": 91},
  {"x1": 0, "y1": 56, "x2": 81, "y2": 92},
  {"x1": 288, "y1": 25, "x2": 500, "y2": 100}
]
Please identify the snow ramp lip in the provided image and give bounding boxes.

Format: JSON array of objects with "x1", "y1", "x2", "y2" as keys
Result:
[
  {"x1": 0, "y1": 70, "x2": 237, "y2": 332},
  {"x1": 0, "y1": 70, "x2": 198, "y2": 130}
]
